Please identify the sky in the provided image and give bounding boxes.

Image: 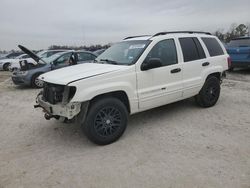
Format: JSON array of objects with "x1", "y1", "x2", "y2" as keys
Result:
[{"x1": 0, "y1": 0, "x2": 249, "y2": 50}]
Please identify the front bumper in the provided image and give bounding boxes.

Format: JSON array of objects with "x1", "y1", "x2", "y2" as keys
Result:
[
  {"x1": 36, "y1": 94, "x2": 81, "y2": 119},
  {"x1": 11, "y1": 74, "x2": 30, "y2": 86}
]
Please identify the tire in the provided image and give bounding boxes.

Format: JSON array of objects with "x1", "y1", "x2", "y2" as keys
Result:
[
  {"x1": 3, "y1": 63, "x2": 10, "y2": 71},
  {"x1": 83, "y1": 97, "x2": 128, "y2": 145},
  {"x1": 195, "y1": 76, "x2": 220, "y2": 107},
  {"x1": 31, "y1": 73, "x2": 44, "y2": 88}
]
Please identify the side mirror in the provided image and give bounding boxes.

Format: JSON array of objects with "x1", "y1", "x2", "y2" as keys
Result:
[{"x1": 141, "y1": 58, "x2": 162, "y2": 71}]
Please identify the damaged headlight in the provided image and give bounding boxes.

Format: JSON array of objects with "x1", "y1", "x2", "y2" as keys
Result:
[{"x1": 42, "y1": 83, "x2": 76, "y2": 104}]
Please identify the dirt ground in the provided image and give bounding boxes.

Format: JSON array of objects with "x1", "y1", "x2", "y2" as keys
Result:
[{"x1": 0, "y1": 70, "x2": 249, "y2": 188}]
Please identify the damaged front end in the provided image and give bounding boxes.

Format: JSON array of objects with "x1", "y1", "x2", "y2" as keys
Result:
[{"x1": 35, "y1": 82, "x2": 83, "y2": 120}]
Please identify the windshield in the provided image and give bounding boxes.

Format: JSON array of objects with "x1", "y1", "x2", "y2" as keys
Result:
[
  {"x1": 42, "y1": 52, "x2": 68, "y2": 64},
  {"x1": 96, "y1": 40, "x2": 151, "y2": 65},
  {"x1": 228, "y1": 38, "x2": 250, "y2": 47}
]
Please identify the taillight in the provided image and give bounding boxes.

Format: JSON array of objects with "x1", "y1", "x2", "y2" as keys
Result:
[{"x1": 227, "y1": 56, "x2": 231, "y2": 69}]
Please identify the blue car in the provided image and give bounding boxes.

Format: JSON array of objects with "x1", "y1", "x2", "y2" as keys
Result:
[
  {"x1": 226, "y1": 37, "x2": 250, "y2": 70},
  {"x1": 12, "y1": 45, "x2": 97, "y2": 88}
]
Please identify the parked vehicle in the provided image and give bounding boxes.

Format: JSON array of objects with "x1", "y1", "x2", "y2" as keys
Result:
[
  {"x1": 9, "y1": 49, "x2": 66, "y2": 71},
  {"x1": 0, "y1": 51, "x2": 23, "y2": 60},
  {"x1": 0, "y1": 53, "x2": 24, "y2": 71},
  {"x1": 12, "y1": 45, "x2": 97, "y2": 88},
  {"x1": 226, "y1": 36, "x2": 250, "y2": 70},
  {"x1": 93, "y1": 49, "x2": 106, "y2": 56},
  {"x1": 35, "y1": 31, "x2": 229, "y2": 145}
]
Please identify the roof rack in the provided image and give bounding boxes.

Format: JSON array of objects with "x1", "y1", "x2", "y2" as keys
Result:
[
  {"x1": 123, "y1": 35, "x2": 150, "y2": 40},
  {"x1": 152, "y1": 31, "x2": 211, "y2": 37}
]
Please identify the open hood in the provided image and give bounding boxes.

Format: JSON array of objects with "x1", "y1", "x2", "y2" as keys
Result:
[
  {"x1": 18, "y1": 45, "x2": 46, "y2": 64},
  {"x1": 39, "y1": 63, "x2": 129, "y2": 85}
]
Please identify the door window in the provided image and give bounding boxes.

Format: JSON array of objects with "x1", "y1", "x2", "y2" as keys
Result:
[
  {"x1": 54, "y1": 53, "x2": 72, "y2": 65},
  {"x1": 78, "y1": 52, "x2": 96, "y2": 61},
  {"x1": 145, "y1": 39, "x2": 178, "y2": 67},
  {"x1": 179, "y1": 37, "x2": 205, "y2": 62}
]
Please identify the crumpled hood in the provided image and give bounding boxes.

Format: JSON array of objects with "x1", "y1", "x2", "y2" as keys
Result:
[{"x1": 39, "y1": 63, "x2": 129, "y2": 85}]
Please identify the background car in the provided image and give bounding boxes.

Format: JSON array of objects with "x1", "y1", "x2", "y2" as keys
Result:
[
  {"x1": 0, "y1": 51, "x2": 23, "y2": 60},
  {"x1": 0, "y1": 53, "x2": 24, "y2": 71},
  {"x1": 226, "y1": 36, "x2": 250, "y2": 70},
  {"x1": 12, "y1": 46, "x2": 97, "y2": 88},
  {"x1": 9, "y1": 49, "x2": 67, "y2": 71}
]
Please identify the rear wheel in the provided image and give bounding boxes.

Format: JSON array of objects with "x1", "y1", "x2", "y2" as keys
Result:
[
  {"x1": 3, "y1": 63, "x2": 10, "y2": 71},
  {"x1": 83, "y1": 97, "x2": 128, "y2": 145},
  {"x1": 195, "y1": 76, "x2": 220, "y2": 107},
  {"x1": 31, "y1": 73, "x2": 44, "y2": 88}
]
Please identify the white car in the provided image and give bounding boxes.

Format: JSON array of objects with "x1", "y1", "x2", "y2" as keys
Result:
[
  {"x1": 35, "y1": 31, "x2": 230, "y2": 145},
  {"x1": 0, "y1": 54, "x2": 27, "y2": 71},
  {"x1": 9, "y1": 49, "x2": 67, "y2": 71}
]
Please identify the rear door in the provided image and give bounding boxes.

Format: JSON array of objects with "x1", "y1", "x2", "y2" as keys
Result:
[
  {"x1": 137, "y1": 38, "x2": 183, "y2": 110},
  {"x1": 178, "y1": 37, "x2": 208, "y2": 98}
]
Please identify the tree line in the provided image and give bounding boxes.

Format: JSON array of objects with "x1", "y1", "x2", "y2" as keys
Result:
[
  {"x1": 214, "y1": 23, "x2": 249, "y2": 43},
  {"x1": 48, "y1": 44, "x2": 111, "y2": 51}
]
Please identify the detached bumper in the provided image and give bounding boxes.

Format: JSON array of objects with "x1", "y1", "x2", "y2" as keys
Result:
[{"x1": 36, "y1": 94, "x2": 81, "y2": 119}]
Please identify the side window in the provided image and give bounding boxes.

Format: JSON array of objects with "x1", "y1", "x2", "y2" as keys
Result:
[
  {"x1": 78, "y1": 52, "x2": 96, "y2": 61},
  {"x1": 193, "y1": 38, "x2": 206, "y2": 59},
  {"x1": 145, "y1": 39, "x2": 178, "y2": 66},
  {"x1": 201, "y1": 37, "x2": 224, "y2": 57},
  {"x1": 179, "y1": 37, "x2": 205, "y2": 62},
  {"x1": 55, "y1": 53, "x2": 71, "y2": 64}
]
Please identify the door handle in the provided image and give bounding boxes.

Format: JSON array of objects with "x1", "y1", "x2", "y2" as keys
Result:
[
  {"x1": 171, "y1": 68, "x2": 181, "y2": 73},
  {"x1": 202, "y1": 62, "x2": 210, "y2": 66}
]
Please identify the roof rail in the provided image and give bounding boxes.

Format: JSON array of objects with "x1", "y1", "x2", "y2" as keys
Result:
[
  {"x1": 152, "y1": 31, "x2": 211, "y2": 37},
  {"x1": 123, "y1": 35, "x2": 150, "y2": 40}
]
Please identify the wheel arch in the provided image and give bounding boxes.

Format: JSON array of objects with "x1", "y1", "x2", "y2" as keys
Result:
[
  {"x1": 90, "y1": 90, "x2": 131, "y2": 114},
  {"x1": 31, "y1": 72, "x2": 45, "y2": 86}
]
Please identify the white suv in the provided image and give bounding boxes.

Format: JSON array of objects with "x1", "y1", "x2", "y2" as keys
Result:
[{"x1": 35, "y1": 31, "x2": 230, "y2": 145}]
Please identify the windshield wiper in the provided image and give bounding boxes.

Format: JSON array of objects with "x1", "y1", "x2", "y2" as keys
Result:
[{"x1": 100, "y1": 59, "x2": 118, "y2": 65}]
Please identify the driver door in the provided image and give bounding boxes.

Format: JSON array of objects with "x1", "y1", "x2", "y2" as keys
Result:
[{"x1": 136, "y1": 39, "x2": 183, "y2": 110}]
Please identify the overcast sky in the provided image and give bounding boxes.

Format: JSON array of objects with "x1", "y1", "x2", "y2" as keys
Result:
[{"x1": 0, "y1": 0, "x2": 249, "y2": 50}]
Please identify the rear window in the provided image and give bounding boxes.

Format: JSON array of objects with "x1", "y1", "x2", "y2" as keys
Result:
[
  {"x1": 179, "y1": 37, "x2": 205, "y2": 62},
  {"x1": 202, "y1": 37, "x2": 224, "y2": 57}
]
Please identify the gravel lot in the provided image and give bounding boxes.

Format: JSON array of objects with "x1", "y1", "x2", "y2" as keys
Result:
[{"x1": 0, "y1": 70, "x2": 249, "y2": 188}]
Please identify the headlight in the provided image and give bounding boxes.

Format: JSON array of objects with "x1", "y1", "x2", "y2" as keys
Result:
[{"x1": 19, "y1": 71, "x2": 28, "y2": 75}]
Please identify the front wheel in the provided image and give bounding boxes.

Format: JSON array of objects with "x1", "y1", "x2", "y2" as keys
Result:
[
  {"x1": 31, "y1": 73, "x2": 44, "y2": 88},
  {"x1": 83, "y1": 97, "x2": 128, "y2": 145},
  {"x1": 195, "y1": 76, "x2": 220, "y2": 107}
]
